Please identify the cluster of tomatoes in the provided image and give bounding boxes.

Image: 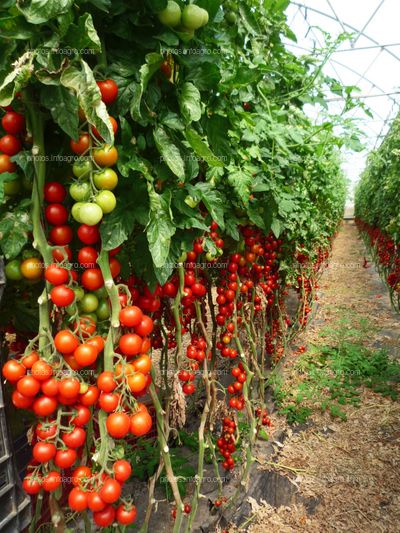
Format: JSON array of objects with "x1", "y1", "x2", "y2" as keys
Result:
[
  {"x1": 69, "y1": 79, "x2": 119, "y2": 227},
  {"x1": 0, "y1": 106, "x2": 26, "y2": 194},
  {"x1": 216, "y1": 417, "x2": 237, "y2": 471},
  {"x1": 357, "y1": 219, "x2": 400, "y2": 295},
  {"x1": 178, "y1": 334, "x2": 208, "y2": 395},
  {"x1": 226, "y1": 364, "x2": 247, "y2": 411},
  {"x1": 255, "y1": 406, "x2": 271, "y2": 427}
]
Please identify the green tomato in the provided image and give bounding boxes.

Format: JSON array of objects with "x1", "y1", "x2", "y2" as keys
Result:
[
  {"x1": 73, "y1": 159, "x2": 91, "y2": 179},
  {"x1": 182, "y1": 5, "x2": 208, "y2": 30},
  {"x1": 205, "y1": 252, "x2": 215, "y2": 262},
  {"x1": 74, "y1": 286, "x2": 85, "y2": 302},
  {"x1": 22, "y1": 175, "x2": 33, "y2": 192},
  {"x1": 5, "y1": 259, "x2": 23, "y2": 281},
  {"x1": 225, "y1": 11, "x2": 237, "y2": 23},
  {"x1": 79, "y1": 293, "x2": 99, "y2": 313},
  {"x1": 4, "y1": 179, "x2": 22, "y2": 196},
  {"x1": 65, "y1": 303, "x2": 77, "y2": 316},
  {"x1": 94, "y1": 286, "x2": 108, "y2": 299},
  {"x1": 95, "y1": 190, "x2": 116, "y2": 214},
  {"x1": 22, "y1": 248, "x2": 41, "y2": 260},
  {"x1": 158, "y1": 0, "x2": 181, "y2": 27},
  {"x1": 79, "y1": 203, "x2": 103, "y2": 226},
  {"x1": 71, "y1": 202, "x2": 85, "y2": 223},
  {"x1": 96, "y1": 299, "x2": 110, "y2": 320},
  {"x1": 70, "y1": 181, "x2": 91, "y2": 201},
  {"x1": 93, "y1": 168, "x2": 118, "y2": 191}
]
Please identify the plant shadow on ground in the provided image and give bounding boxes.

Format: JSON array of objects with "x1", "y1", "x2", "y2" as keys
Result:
[{"x1": 269, "y1": 312, "x2": 400, "y2": 424}]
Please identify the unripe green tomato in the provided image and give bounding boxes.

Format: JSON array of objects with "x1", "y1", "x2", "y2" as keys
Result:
[
  {"x1": 73, "y1": 159, "x2": 91, "y2": 179},
  {"x1": 4, "y1": 179, "x2": 21, "y2": 196},
  {"x1": 205, "y1": 252, "x2": 215, "y2": 262},
  {"x1": 22, "y1": 175, "x2": 33, "y2": 192},
  {"x1": 182, "y1": 5, "x2": 207, "y2": 30},
  {"x1": 74, "y1": 286, "x2": 85, "y2": 302},
  {"x1": 96, "y1": 299, "x2": 110, "y2": 320},
  {"x1": 22, "y1": 249, "x2": 41, "y2": 260},
  {"x1": 225, "y1": 11, "x2": 237, "y2": 23},
  {"x1": 93, "y1": 168, "x2": 118, "y2": 191},
  {"x1": 94, "y1": 286, "x2": 108, "y2": 299},
  {"x1": 79, "y1": 293, "x2": 99, "y2": 313},
  {"x1": 158, "y1": 0, "x2": 181, "y2": 27},
  {"x1": 95, "y1": 190, "x2": 116, "y2": 214},
  {"x1": 79, "y1": 203, "x2": 103, "y2": 226},
  {"x1": 70, "y1": 181, "x2": 91, "y2": 201},
  {"x1": 5, "y1": 259, "x2": 23, "y2": 280},
  {"x1": 71, "y1": 202, "x2": 85, "y2": 223}
]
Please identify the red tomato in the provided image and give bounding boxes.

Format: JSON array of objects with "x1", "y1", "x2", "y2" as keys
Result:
[
  {"x1": 21, "y1": 351, "x2": 39, "y2": 369},
  {"x1": 81, "y1": 268, "x2": 104, "y2": 291},
  {"x1": 130, "y1": 410, "x2": 152, "y2": 437},
  {"x1": 92, "y1": 116, "x2": 118, "y2": 139},
  {"x1": 99, "y1": 478, "x2": 121, "y2": 504},
  {"x1": 1, "y1": 111, "x2": 25, "y2": 134},
  {"x1": 74, "y1": 343, "x2": 98, "y2": 367},
  {"x1": 74, "y1": 316, "x2": 97, "y2": 337},
  {"x1": 97, "y1": 371, "x2": 117, "y2": 392},
  {"x1": 55, "y1": 329, "x2": 79, "y2": 354},
  {"x1": 93, "y1": 505, "x2": 115, "y2": 527},
  {"x1": 79, "y1": 385, "x2": 100, "y2": 406},
  {"x1": 0, "y1": 154, "x2": 16, "y2": 173},
  {"x1": 127, "y1": 372, "x2": 147, "y2": 393},
  {"x1": 119, "y1": 306, "x2": 143, "y2": 328},
  {"x1": 77, "y1": 224, "x2": 100, "y2": 244},
  {"x1": 58, "y1": 377, "x2": 80, "y2": 398},
  {"x1": 87, "y1": 492, "x2": 106, "y2": 512},
  {"x1": 116, "y1": 504, "x2": 137, "y2": 525},
  {"x1": 68, "y1": 487, "x2": 88, "y2": 512},
  {"x1": 62, "y1": 427, "x2": 86, "y2": 448},
  {"x1": 132, "y1": 354, "x2": 152, "y2": 374},
  {"x1": 33, "y1": 441, "x2": 56, "y2": 463},
  {"x1": 12, "y1": 390, "x2": 33, "y2": 409},
  {"x1": 33, "y1": 396, "x2": 58, "y2": 417},
  {"x1": 40, "y1": 377, "x2": 59, "y2": 396},
  {"x1": 119, "y1": 333, "x2": 142, "y2": 356},
  {"x1": 23, "y1": 475, "x2": 42, "y2": 494},
  {"x1": 45, "y1": 203, "x2": 68, "y2": 225},
  {"x1": 49, "y1": 225, "x2": 73, "y2": 245},
  {"x1": 106, "y1": 412, "x2": 130, "y2": 438},
  {"x1": 31, "y1": 359, "x2": 53, "y2": 381},
  {"x1": 109, "y1": 258, "x2": 120, "y2": 278},
  {"x1": 45, "y1": 264, "x2": 69, "y2": 285},
  {"x1": 44, "y1": 181, "x2": 66, "y2": 203},
  {"x1": 42, "y1": 471, "x2": 61, "y2": 492},
  {"x1": 50, "y1": 285, "x2": 75, "y2": 307},
  {"x1": 2, "y1": 359, "x2": 26, "y2": 382},
  {"x1": 78, "y1": 246, "x2": 98, "y2": 268},
  {"x1": 113, "y1": 460, "x2": 132, "y2": 482},
  {"x1": 17, "y1": 375, "x2": 40, "y2": 397},
  {"x1": 97, "y1": 79, "x2": 118, "y2": 105},
  {"x1": 54, "y1": 448, "x2": 77, "y2": 469},
  {"x1": 70, "y1": 133, "x2": 90, "y2": 155},
  {"x1": 86, "y1": 335, "x2": 105, "y2": 353},
  {"x1": 70, "y1": 404, "x2": 91, "y2": 426},
  {"x1": 135, "y1": 316, "x2": 154, "y2": 337},
  {"x1": 0, "y1": 134, "x2": 22, "y2": 155},
  {"x1": 98, "y1": 392, "x2": 120, "y2": 412},
  {"x1": 52, "y1": 245, "x2": 72, "y2": 263},
  {"x1": 36, "y1": 421, "x2": 57, "y2": 440}
]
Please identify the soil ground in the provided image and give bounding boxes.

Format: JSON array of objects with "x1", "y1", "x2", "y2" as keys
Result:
[{"x1": 237, "y1": 220, "x2": 400, "y2": 533}]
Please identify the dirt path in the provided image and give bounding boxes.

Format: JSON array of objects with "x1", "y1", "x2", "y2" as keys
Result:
[{"x1": 239, "y1": 221, "x2": 400, "y2": 533}]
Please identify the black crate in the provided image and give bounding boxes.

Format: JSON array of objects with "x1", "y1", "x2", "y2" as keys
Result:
[{"x1": 0, "y1": 487, "x2": 18, "y2": 531}]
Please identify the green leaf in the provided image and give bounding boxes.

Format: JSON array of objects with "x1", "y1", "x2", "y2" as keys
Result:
[
  {"x1": 99, "y1": 199, "x2": 136, "y2": 251},
  {"x1": 0, "y1": 16, "x2": 35, "y2": 39},
  {"x1": 17, "y1": 0, "x2": 74, "y2": 24},
  {"x1": 186, "y1": 62, "x2": 221, "y2": 91},
  {"x1": 88, "y1": 0, "x2": 111, "y2": 11},
  {"x1": 64, "y1": 13, "x2": 101, "y2": 52},
  {"x1": 178, "y1": 82, "x2": 202, "y2": 123},
  {"x1": 271, "y1": 218, "x2": 282, "y2": 238},
  {"x1": 0, "y1": 51, "x2": 33, "y2": 106},
  {"x1": 40, "y1": 86, "x2": 79, "y2": 139},
  {"x1": 0, "y1": 173, "x2": 20, "y2": 205},
  {"x1": 0, "y1": 204, "x2": 32, "y2": 259},
  {"x1": 153, "y1": 126, "x2": 185, "y2": 181},
  {"x1": 60, "y1": 60, "x2": 113, "y2": 144},
  {"x1": 146, "y1": 185, "x2": 176, "y2": 272},
  {"x1": 130, "y1": 53, "x2": 162, "y2": 121},
  {"x1": 187, "y1": 182, "x2": 225, "y2": 229},
  {"x1": 185, "y1": 128, "x2": 224, "y2": 168},
  {"x1": 227, "y1": 170, "x2": 252, "y2": 204},
  {"x1": 160, "y1": 111, "x2": 184, "y2": 131},
  {"x1": 205, "y1": 115, "x2": 232, "y2": 162}
]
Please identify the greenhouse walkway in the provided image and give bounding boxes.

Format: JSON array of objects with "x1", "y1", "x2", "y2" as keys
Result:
[{"x1": 243, "y1": 221, "x2": 400, "y2": 533}]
